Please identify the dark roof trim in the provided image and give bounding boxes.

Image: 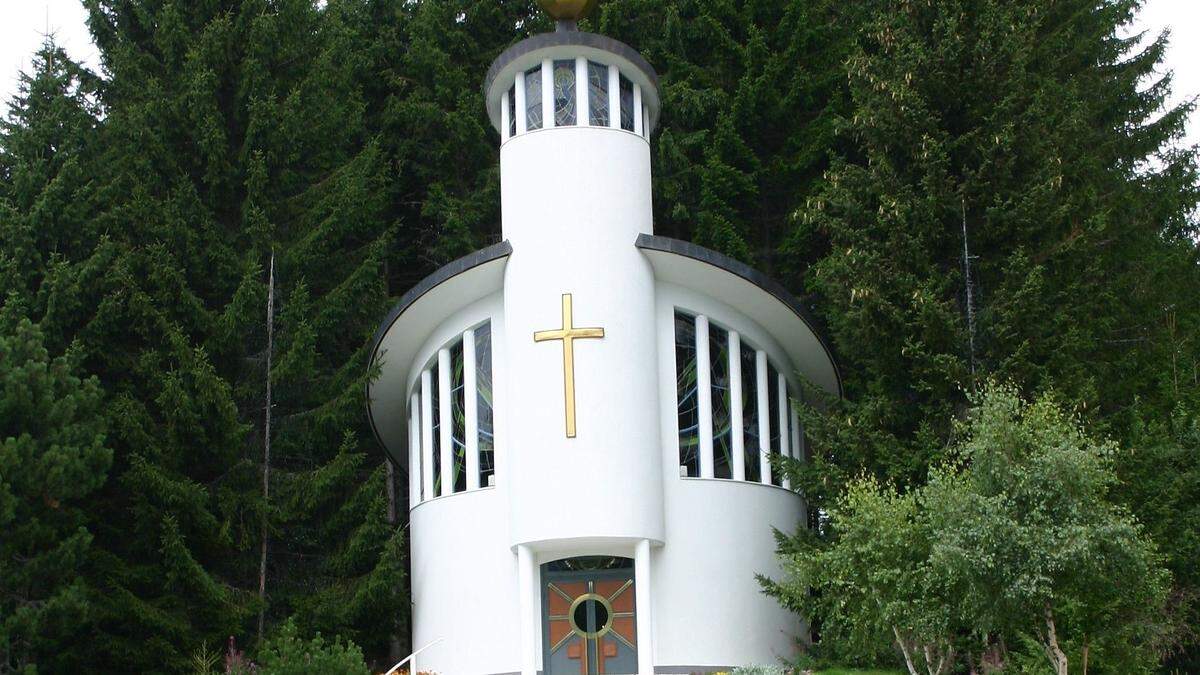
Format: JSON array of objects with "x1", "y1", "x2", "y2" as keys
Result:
[
  {"x1": 635, "y1": 234, "x2": 843, "y2": 396},
  {"x1": 483, "y1": 31, "x2": 660, "y2": 98},
  {"x1": 368, "y1": 240, "x2": 513, "y2": 358}
]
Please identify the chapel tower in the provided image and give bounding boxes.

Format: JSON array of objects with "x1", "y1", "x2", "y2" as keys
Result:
[{"x1": 367, "y1": 3, "x2": 841, "y2": 673}]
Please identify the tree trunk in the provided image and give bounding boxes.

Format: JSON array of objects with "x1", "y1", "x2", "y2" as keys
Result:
[
  {"x1": 385, "y1": 459, "x2": 402, "y2": 662},
  {"x1": 892, "y1": 626, "x2": 921, "y2": 675},
  {"x1": 1042, "y1": 604, "x2": 1069, "y2": 675},
  {"x1": 257, "y1": 252, "x2": 275, "y2": 643},
  {"x1": 1081, "y1": 637, "x2": 1088, "y2": 675}
]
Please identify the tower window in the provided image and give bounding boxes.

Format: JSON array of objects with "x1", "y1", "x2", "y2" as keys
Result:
[
  {"x1": 553, "y1": 60, "x2": 576, "y2": 126},
  {"x1": 507, "y1": 84, "x2": 516, "y2": 137},
  {"x1": 740, "y1": 341, "x2": 761, "y2": 482},
  {"x1": 619, "y1": 75, "x2": 634, "y2": 131},
  {"x1": 476, "y1": 323, "x2": 495, "y2": 488},
  {"x1": 587, "y1": 61, "x2": 609, "y2": 127},
  {"x1": 525, "y1": 66, "x2": 543, "y2": 130}
]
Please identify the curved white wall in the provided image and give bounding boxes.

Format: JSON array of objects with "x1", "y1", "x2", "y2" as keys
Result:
[
  {"x1": 500, "y1": 126, "x2": 665, "y2": 549},
  {"x1": 410, "y1": 489, "x2": 520, "y2": 675}
]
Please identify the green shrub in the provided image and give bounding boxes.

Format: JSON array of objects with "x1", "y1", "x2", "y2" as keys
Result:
[{"x1": 247, "y1": 620, "x2": 369, "y2": 675}]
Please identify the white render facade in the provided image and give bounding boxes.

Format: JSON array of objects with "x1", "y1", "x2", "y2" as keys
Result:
[{"x1": 366, "y1": 23, "x2": 840, "y2": 675}]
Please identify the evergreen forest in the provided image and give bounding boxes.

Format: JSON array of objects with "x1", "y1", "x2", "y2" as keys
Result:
[{"x1": 1, "y1": 0, "x2": 1197, "y2": 673}]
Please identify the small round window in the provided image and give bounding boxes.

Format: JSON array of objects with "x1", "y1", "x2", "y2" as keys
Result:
[{"x1": 568, "y1": 593, "x2": 614, "y2": 638}]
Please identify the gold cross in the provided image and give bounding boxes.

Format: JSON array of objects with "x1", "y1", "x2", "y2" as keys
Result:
[{"x1": 534, "y1": 294, "x2": 605, "y2": 438}]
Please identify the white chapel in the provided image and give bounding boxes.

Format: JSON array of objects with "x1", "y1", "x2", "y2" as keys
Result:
[{"x1": 366, "y1": 2, "x2": 841, "y2": 672}]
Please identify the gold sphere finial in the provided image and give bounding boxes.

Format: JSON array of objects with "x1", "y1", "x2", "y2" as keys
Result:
[{"x1": 537, "y1": 0, "x2": 599, "y2": 22}]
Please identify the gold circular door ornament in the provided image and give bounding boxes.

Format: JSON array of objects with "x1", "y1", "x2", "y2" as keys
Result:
[
  {"x1": 537, "y1": 0, "x2": 600, "y2": 21},
  {"x1": 568, "y1": 592, "x2": 614, "y2": 639}
]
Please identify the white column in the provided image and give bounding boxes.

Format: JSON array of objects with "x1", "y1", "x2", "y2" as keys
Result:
[
  {"x1": 541, "y1": 58, "x2": 554, "y2": 128},
  {"x1": 438, "y1": 347, "x2": 453, "y2": 497},
  {"x1": 517, "y1": 545, "x2": 538, "y2": 675},
  {"x1": 464, "y1": 328, "x2": 480, "y2": 491},
  {"x1": 607, "y1": 64, "x2": 620, "y2": 129},
  {"x1": 728, "y1": 331, "x2": 745, "y2": 481},
  {"x1": 501, "y1": 89, "x2": 511, "y2": 141},
  {"x1": 409, "y1": 392, "x2": 421, "y2": 508},
  {"x1": 632, "y1": 83, "x2": 643, "y2": 136},
  {"x1": 421, "y1": 369, "x2": 434, "y2": 499},
  {"x1": 575, "y1": 57, "x2": 588, "y2": 126},
  {"x1": 634, "y1": 539, "x2": 654, "y2": 675},
  {"x1": 695, "y1": 315, "x2": 714, "y2": 479},
  {"x1": 778, "y1": 373, "x2": 791, "y2": 489},
  {"x1": 756, "y1": 351, "x2": 771, "y2": 485},
  {"x1": 515, "y1": 70, "x2": 528, "y2": 133}
]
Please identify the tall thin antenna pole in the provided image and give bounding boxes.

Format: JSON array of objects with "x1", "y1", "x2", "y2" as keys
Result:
[
  {"x1": 257, "y1": 251, "x2": 275, "y2": 642},
  {"x1": 962, "y1": 197, "x2": 976, "y2": 377}
]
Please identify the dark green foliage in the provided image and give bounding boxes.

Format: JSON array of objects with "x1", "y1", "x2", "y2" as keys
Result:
[
  {"x1": 599, "y1": 0, "x2": 852, "y2": 268},
  {"x1": 243, "y1": 619, "x2": 370, "y2": 675},
  {"x1": 0, "y1": 315, "x2": 111, "y2": 674}
]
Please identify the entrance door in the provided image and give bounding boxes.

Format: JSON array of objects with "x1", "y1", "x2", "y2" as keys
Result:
[{"x1": 542, "y1": 558, "x2": 637, "y2": 675}]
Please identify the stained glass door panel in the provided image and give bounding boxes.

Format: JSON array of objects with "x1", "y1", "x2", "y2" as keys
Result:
[{"x1": 542, "y1": 568, "x2": 637, "y2": 674}]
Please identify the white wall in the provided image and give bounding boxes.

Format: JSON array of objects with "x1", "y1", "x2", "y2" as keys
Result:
[
  {"x1": 410, "y1": 488, "x2": 522, "y2": 675},
  {"x1": 500, "y1": 126, "x2": 666, "y2": 549}
]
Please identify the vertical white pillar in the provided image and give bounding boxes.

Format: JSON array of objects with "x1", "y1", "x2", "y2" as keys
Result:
[
  {"x1": 632, "y1": 83, "x2": 643, "y2": 136},
  {"x1": 409, "y1": 392, "x2": 421, "y2": 508},
  {"x1": 778, "y1": 374, "x2": 791, "y2": 489},
  {"x1": 515, "y1": 71, "x2": 528, "y2": 133},
  {"x1": 728, "y1": 331, "x2": 745, "y2": 481},
  {"x1": 420, "y1": 369, "x2": 434, "y2": 500},
  {"x1": 634, "y1": 539, "x2": 654, "y2": 675},
  {"x1": 541, "y1": 58, "x2": 554, "y2": 128},
  {"x1": 501, "y1": 89, "x2": 511, "y2": 141},
  {"x1": 464, "y1": 328, "x2": 480, "y2": 491},
  {"x1": 756, "y1": 351, "x2": 771, "y2": 485},
  {"x1": 438, "y1": 347, "x2": 453, "y2": 497},
  {"x1": 517, "y1": 545, "x2": 538, "y2": 675},
  {"x1": 575, "y1": 56, "x2": 588, "y2": 126},
  {"x1": 695, "y1": 315, "x2": 714, "y2": 479},
  {"x1": 607, "y1": 64, "x2": 620, "y2": 129}
]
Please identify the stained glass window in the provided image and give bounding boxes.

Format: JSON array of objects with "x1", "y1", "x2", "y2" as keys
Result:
[
  {"x1": 507, "y1": 84, "x2": 516, "y2": 137},
  {"x1": 525, "y1": 66, "x2": 543, "y2": 130},
  {"x1": 429, "y1": 360, "x2": 441, "y2": 496},
  {"x1": 767, "y1": 363, "x2": 783, "y2": 487},
  {"x1": 553, "y1": 60, "x2": 576, "y2": 127},
  {"x1": 740, "y1": 343, "x2": 761, "y2": 483},
  {"x1": 476, "y1": 323, "x2": 495, "y2": 488},
  {"x1": 450, "y1": 341, "x2": 467, "y2": 494},
  {"x1": 675, "y1": 311, "x2": 699, "y2": 477},
  {"x1": 619, "y1": 74, "x2": 634, "y2": 131},
  {"x1": 709, "y1": 323, "x2": 733, "y2": 479},
  {"x1": 588, "y1": 61, "x2": 609, "y2": 126}
]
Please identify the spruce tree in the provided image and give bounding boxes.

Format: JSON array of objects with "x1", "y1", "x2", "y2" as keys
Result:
[{"x1": 0, "y1": 313, "x2": 111, "y2": 674}]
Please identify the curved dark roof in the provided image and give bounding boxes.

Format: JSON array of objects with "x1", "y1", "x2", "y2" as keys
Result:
[
  {"x1": 635, "y1": 233, "x2": 843, "y2": 396},
  {"x1": 483, "y1": 30, "x2": 660, "y2": 98},
  {"x1": 368, "y1": 240, "x2": 513, "y2": 358}
]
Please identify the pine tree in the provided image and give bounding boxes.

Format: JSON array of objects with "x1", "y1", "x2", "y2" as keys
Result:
[{"x1": 0, "y1": 313, "x2": 111, "y2": 674}]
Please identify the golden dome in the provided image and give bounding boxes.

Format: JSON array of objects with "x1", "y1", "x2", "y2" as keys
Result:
[{"x1": 537, "y1": 0, "x2": 599, "y2": 21}]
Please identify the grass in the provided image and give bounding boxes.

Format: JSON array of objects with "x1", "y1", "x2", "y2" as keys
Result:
[{"x1": 814, "y1": 669, "x2": 905, "y2": 675}]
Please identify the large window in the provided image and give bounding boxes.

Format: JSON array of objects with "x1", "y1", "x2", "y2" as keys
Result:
[
  {"x1": 588, "y1": 61, "x2": 609, "y2": 127},
  {"x1": 674, "y1": 310, "x2": 801, "y2": 487},
  {"x1": 675, "y1": 312, "x2": 700, "y2": 478},
  {"x1": 408, "y1": 320, "x2": 496, "y2": 506}
]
